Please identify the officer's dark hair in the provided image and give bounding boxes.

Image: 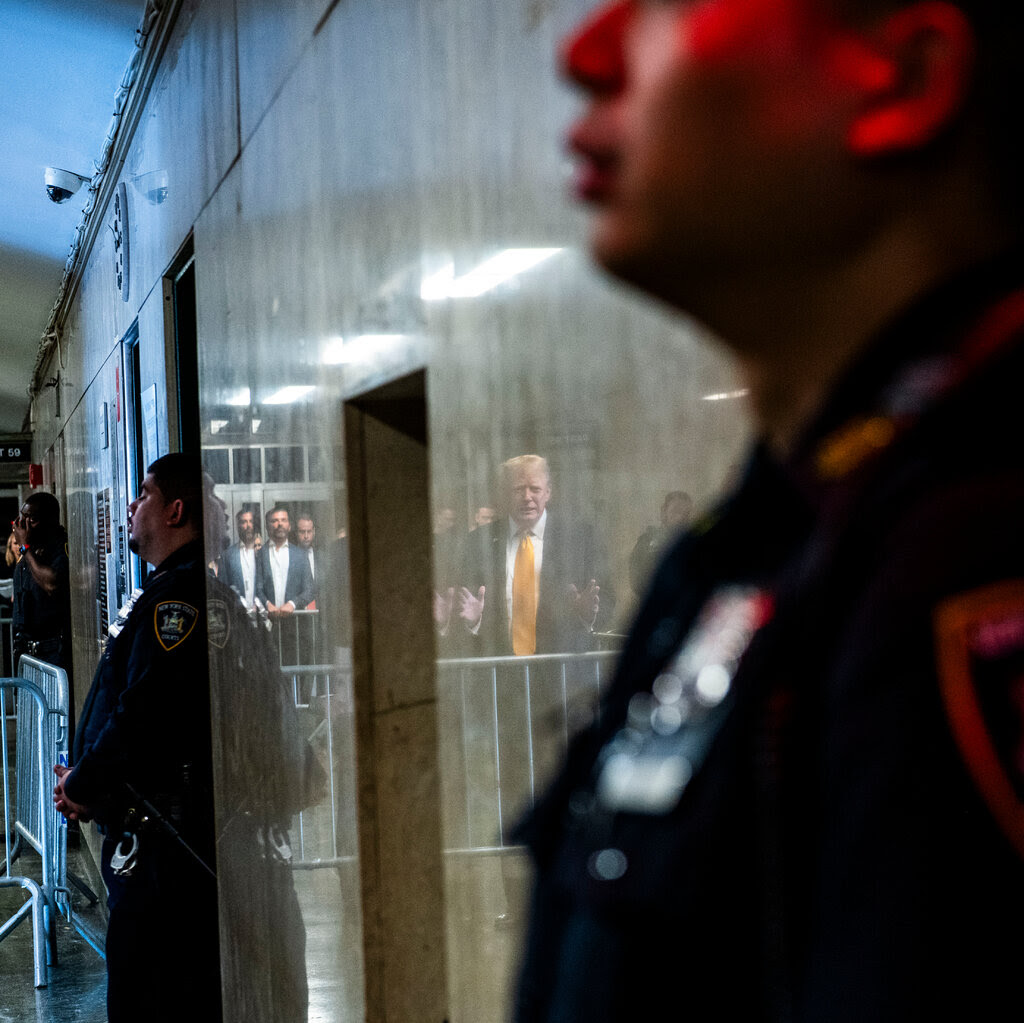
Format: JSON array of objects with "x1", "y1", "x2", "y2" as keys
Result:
[
  {"x1": 833, "y1": 0, "x2": 1024, "y2": 224},
  {"x1": 146, "y1": 453, "x2": 203, "y2": 526},
  {"x1": 23, "y1": 491, "x2": 61, "y2": 525}
]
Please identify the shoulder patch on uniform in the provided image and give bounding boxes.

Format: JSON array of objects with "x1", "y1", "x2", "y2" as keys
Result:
[
  {"x1": 935, "y1": 581, "x2": 1024, "y2": 858},
  {"x1": 207, "y1": 598, "x2": 230, "y2": 649},
  {"x1": 154, "y1": 601, "x2": 199, "y2": 651}
]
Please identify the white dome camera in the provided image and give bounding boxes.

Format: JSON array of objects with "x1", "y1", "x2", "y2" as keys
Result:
[
  {"x1": 132, "y1": 169, "x2": 169, "y2": 206},
  {"x1": 44, "y1": 166, "x2": 91, "y2": 204}
]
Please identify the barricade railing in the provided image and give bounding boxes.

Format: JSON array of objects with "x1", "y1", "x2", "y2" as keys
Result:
[
  {"x1": 274, "y1": 642, "x2": 622, "y2": 871},
  {"x1": 278, "y1": 644, "x2": 357, "y2": 870},
  {"x1": 274, "y1": 608, "x2": 323, "y2": 672},
  {"x1": 1, "y1": 656, "x2": 104, "y2": 988},
  {"x1": 1, "y1": 672, "x2": 58, "y2": 987},
  {"x1": 435, "y1": 648, "x2": 621, "y2": 855}
]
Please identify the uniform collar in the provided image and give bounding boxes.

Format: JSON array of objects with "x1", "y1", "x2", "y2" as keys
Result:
[
  {"x1": 781, "y1": 247, "x2": 1024, "y2": 509},
  {"x1": 150, "y1": 538, "x2": 203, "y2": 581}
]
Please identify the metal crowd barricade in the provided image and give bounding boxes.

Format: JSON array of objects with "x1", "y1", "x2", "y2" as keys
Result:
[
  {"x1": 277, "y1": 614, "x2": 356, "y2": 870},
  {"x1": 1, "y1": 670, "x2": 58, "y2": 986},
  {"x1": 435, "y1": 648, "x2": 621, "y2": 856},
  {"x1": 1, "y1": 656, "x2": 103, "y2": 988},
  {"x1": 275, "y1": 608, "x2": 322, "y2": 675}
]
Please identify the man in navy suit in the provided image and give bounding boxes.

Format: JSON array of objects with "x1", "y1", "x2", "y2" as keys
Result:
[
  {"x1": 255, "y1": 505, "x2": 314, "y2": 618},
  {"x1": 217, "y1": 507, "x2": 261, "y2": 607},
  {"x1": 454, "y1": 454, "x2": 612, "y2": 655}
]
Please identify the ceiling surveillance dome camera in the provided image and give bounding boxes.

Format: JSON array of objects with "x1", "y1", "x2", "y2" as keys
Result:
[
  {"x1": 132, "y1": 169, "x2": 169, "y2": 206},
  {"x1": 44, "y1": 166, "x2": 91, "y2": 205}
]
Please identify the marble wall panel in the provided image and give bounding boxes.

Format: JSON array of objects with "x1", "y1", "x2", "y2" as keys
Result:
[
  {"x1": 122, "y1": 0, "x2": 238, "y2": 319},
  {"x1": 235, "y1": 0, "x2": 333, "y2": 146}
]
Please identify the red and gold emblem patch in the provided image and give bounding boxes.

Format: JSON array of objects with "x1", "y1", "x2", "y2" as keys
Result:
[{"x1": 935, "y1": 581, "x2": 1024, "y2": 858}]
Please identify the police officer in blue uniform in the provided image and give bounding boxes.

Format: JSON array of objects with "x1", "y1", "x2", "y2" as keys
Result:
[
  {"x1": 54, "y1": 454, "x2": 221, "y2": 1022},
  {"x1": 515, "y1": 1, "x2": 1024, "y2": 1020}
]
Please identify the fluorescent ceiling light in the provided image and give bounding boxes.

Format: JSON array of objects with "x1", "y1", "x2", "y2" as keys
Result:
[
  {"x1": 225, "y1": 387, "x2": 251, "y2": 406},
  {"x1": 702, "y1": 389, "x2": 749, "y2": 402},
  {"x1": 264, "y1": 385, "x2": 315, "y2": 405},
  {"x1": 421, "y1": 247, "x2": 563, "y2": 300}
]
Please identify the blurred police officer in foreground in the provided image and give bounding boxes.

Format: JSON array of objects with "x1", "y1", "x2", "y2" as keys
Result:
[
  {"x1": 53, "y1": 454, "x2": 221, "y2": 1022},
  {"x1": 11, "y1": 490, "x2": 72, "y2": 687},
  {"x1": 515, "y1": 1, "x2": 1024, "y2": 1020}
]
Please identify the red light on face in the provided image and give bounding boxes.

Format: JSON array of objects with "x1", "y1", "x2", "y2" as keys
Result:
[{"x1": 561, "y1": 0, "x2": 635, "y2": 94}]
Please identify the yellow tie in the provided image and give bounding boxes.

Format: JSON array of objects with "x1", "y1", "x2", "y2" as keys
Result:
[{"x1": 511, "y1": 532, "x2": 537, "y2": 655}]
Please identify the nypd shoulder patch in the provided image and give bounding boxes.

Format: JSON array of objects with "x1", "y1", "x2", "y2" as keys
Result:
[
  {"x1": 935, "y1": 580, "x2": 1024, "y2": 858},
  {"x1": 154, "y1": 600, "x2": 199, "y2": 652}
]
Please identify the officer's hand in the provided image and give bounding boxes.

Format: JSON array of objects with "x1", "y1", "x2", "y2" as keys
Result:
[
  {"x1": 53, "y1": 765, "x2": 93, "y2": 822},
  {"x1": 11, "y1": 516, "x2": 27, "y2": 548}
]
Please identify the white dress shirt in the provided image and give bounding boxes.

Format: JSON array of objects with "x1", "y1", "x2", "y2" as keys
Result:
[
  {"x1": 239, "y1": 545, "x2": 256, "y2": 607},
  {"x1": 267, "y1": 542, "x2": 292, "y2": 607}
]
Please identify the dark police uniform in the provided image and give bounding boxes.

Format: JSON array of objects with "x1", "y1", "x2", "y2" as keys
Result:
[
  {"x1": 514, "y1": 253, "x2": 1024, "y2": 1022},
  {"x1": 67, "y1": 538, "x2": 221, "y2": 1023},
  {"x1": 206, "y1": 571, "x2": 325, "y2": 1022},
  {"x1": 12, "y1": 531, "x2": 72, "y2": 676}
]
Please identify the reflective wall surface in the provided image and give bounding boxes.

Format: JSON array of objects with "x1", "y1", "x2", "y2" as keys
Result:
[{"x1": 31, "y1": 0, "x2": 749, "y2": 1020}]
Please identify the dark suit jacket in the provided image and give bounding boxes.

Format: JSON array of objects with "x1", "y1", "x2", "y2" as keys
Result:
[
  {"x1": 217, "y1": 543, "x2": 263, "y2": 603},
  {"x1": 458, "y1": 511, "x2": 613, "y2": 655},
  {"x1": 255, "y1": 543, "x2": 314, "y2": 609}
]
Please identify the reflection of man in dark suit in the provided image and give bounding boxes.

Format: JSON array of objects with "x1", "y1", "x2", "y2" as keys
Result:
[
  {"x1": 294, "y1": 513, "x2": 320, "y2": 602},
  {"x1": 456, "y1": 454, "x2": 612, "y2": 655},
  {"x1": 255, "y1": 506, "x2": 314, "y2": 617},
  {"x1": 217, "y1": 508, "x2": 262, "y2": 608}
]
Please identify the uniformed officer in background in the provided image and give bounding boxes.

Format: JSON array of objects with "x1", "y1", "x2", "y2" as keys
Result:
[
  {"x1": 515, "y1": 0, "x2": 1024, "y2": 1020},
  {"x1": 53, "y1": 453, "x2": 221, "y2": 1022},
  {"x1": 11, "y1": 490, "x2": 73, "y2": 690}
]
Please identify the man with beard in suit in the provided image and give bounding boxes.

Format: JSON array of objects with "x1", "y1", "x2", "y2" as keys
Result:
[
  {"x1": 255, "y1": 505, "x2": 314, "y2": 618},
  {"x1": 217, "y1": 507, "x2": 261, "y2": 608}
]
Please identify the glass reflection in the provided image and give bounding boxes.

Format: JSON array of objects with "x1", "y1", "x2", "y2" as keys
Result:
[{"x1": 205, "y1": 478, "x2": 328, "y2": 1022}]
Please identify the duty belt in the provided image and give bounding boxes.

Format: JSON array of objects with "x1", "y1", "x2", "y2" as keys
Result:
[{"x1": 21, "y1": 636, "x2": 62, "y2": 656}]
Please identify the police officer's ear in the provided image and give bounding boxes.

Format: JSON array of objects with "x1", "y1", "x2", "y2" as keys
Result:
[
  {"x1": 844, "y1": 1, "x2": 974, "y2": 157},
  {"x1": 165, "y1": 498, "x2": 187, "y2": 528}
]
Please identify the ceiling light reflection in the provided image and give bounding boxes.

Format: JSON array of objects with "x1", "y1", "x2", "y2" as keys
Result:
[
  {"x1": 225, "y1": 387, "x2": 251, "y2": 406},
  {"x1": 323, "y1": 333, "x2": 408, "y2": 365},
  {"x1": 421, "y1": 247, "x2": 563, "y2": 300},
  {"x1": 702, "y1": 389, "x2": 749, "y2": 402},
  {"x1": 264, "y1": 385, "x2": 315, "y2": 404}
]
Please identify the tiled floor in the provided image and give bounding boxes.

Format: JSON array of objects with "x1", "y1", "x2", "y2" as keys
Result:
[
  {"x1": 0, "y1": 843, "x2": 356, "y2": 1023},
  {"x1": 0, "y1": 845, "x2": 108, "y2": 1023}
]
